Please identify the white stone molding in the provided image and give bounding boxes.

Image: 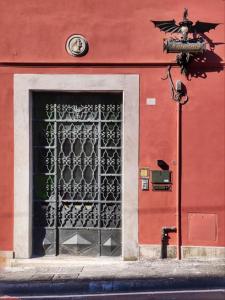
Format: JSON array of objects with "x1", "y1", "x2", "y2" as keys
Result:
[
  {"x1": 139, "y1": 245, "x2": 225, "y2": 259},
  {"x1": 14, "y1": 74, "x2": 139, "y2": 259},
  {"x1": 182, "y1": 246, "x2": 225, "y2": 259},
  {"x1": 0, "y1": 251, "x2": 14, "y2": 258}
]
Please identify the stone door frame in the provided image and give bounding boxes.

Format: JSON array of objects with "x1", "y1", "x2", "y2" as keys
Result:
[{"x1": 14, "y1": 74, "x2": 139, "y2": 260}]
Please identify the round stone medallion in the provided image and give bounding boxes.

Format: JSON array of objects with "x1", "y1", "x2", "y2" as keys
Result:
[{"x1": 66, "y1": 35, "x2": 89, "y2": 57}]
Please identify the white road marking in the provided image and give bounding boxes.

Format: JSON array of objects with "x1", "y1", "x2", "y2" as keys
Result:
[{"x1": 7, "y1": 289, "x2": 225, "y2": 299}]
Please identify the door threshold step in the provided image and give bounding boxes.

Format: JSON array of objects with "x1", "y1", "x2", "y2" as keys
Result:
[{"x1": 9, "y1": 256, "x2": 122, "y2": 267}]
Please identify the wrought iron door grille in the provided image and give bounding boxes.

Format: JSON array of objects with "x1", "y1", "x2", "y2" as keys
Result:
[{"x1": 32, "y1": 92, "x2": 122, "y2": 257}]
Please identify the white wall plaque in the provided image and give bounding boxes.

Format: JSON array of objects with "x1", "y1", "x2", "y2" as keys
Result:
[{"x1": 146, "y1": 98, "x2": 156, "y2": 105}]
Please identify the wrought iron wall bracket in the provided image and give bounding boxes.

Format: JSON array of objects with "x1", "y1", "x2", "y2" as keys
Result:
[
  {"x1": 162, "y1": 65, "x2": 189, "y2": 104},
  {"x1": 152, "y1": 8, "x2": 220, "y2": 76},
  {"x1": 176, "y1": 52, "x2": 191, "y2": 76}
]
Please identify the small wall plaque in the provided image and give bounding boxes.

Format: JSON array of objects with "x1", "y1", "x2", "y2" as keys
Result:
[
  {"x1": 140, "y1": 168, "x2": 150, "y2": 178},
  {"x1": 152, "y1": 185, "x2": 171, "y2": 191},
  {"x1": 66, "y1": 34, "x2": 89, "y2": 57},
  {"x1": 146, "y1": 98, "x2": 156, "y2": 106}
]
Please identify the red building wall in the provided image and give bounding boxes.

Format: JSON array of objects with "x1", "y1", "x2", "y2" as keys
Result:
[{"x1": 0, "y1": 0, "x2": 224, "y2": 252}]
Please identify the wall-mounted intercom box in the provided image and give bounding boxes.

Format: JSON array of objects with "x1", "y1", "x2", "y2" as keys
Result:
[
  {"x1": 151, "y1": 170, "x2": 171, "y2": 184},
  {"x1": 151, "y1": 170, "x2": 172, "y2": 192},
  {"x1": 141, "y1": 178, "x2": 149, "y2": 191},
  {"x1": 140, "y1": 168, "x2": 150, "y2": 191}
]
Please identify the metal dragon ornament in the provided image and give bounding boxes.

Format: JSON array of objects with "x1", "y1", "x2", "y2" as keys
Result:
[{"x1": 152, "y1": 9, "x2": 220, "y2": 75}]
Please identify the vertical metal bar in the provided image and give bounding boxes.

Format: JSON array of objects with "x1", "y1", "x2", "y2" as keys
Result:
[
  {"x1": 54, "y1": 103, "x2": 58, "y2": 256},
  {"x1": 120, "y1": 100, "x2": 123, "y2": 247},
  {"x1": 30, "y1": 94, "x2": 34, "y2": 257},
  {"x1": 176, "y1": 102, "x2": 182, "y2": 260},
  {"x1": 98, "y1": 103, "x2": 101, "y2": 255}
]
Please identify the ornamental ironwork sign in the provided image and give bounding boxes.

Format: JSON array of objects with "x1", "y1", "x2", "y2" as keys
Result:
[{"x1": 151, "y1": 9, "x2": 220, "y2": 75}]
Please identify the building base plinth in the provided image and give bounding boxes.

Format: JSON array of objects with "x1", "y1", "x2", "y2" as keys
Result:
[
  {"x1": 0, "y1": 251, "x2": 14, "y2": 267},
  {"x1": 139, "y1": 245, "x2": 225, "y2": 260},
  {"x1": 139, "y1": 245, "x2": 177, "y2": 259},
  {"x1": 182, "y1": 246, "x2": 225, "y2": 259}
]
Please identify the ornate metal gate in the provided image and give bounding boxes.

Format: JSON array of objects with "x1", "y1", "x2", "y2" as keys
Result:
[{"x1": 32, "y1": 92, "x2": 122, "y2": 256}]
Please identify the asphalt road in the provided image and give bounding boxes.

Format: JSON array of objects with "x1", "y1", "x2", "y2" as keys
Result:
[{"x1": 1, "y1": 289, "x2": 225, "y2": 300}]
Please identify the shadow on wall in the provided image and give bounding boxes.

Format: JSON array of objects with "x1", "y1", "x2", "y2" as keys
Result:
[
  {"x1": 188, "y1": 50, "x2": 224, "y2": 79},
  {"x1": 188, "y1": 36, "x2": 224, "y2": 79}
]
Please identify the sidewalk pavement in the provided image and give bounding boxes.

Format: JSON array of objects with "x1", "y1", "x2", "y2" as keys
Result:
[{"x1": 0, "y1": 258, "x2": 225, "y2": 296}]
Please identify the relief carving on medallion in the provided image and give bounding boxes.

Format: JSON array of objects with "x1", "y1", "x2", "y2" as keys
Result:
[{"x1": 66, "y1": 34, "x2": 89, "y2": 57}]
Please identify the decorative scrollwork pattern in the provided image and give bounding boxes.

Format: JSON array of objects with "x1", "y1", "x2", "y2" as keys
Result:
[{"x1": 33, "y1": 93, "x2": 122, "y2": 256}]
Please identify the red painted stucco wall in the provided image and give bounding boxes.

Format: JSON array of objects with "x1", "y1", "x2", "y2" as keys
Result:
[{"x1": 0, "y1": 0, "x2": 224, "y2": 252}]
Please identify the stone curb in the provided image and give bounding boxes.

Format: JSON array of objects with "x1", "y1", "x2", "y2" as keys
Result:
[{"x1": 1, "y1": 276, "x2": 225, "y2": 297}]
